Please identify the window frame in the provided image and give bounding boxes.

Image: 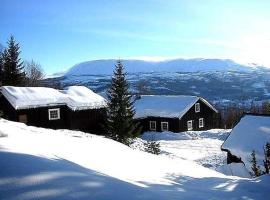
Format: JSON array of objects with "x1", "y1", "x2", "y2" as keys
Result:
[
  {"x1": 199, "y1": 118, "x2": 204, "y2": 128},
  {"x1": 187, "y1": 120, "x2": 193, "y2": 131},
  {"x1": 161, "y1": 122, "x2": 169, "y2": 132},
  {"x1": 149, "y1": 121, "x2": 157, "y2": 131},
  {"x1": 195, "y1": 103, "x2": 200, "y2": 113},
  {"x1": 48, "y1": 108, "x2": 60, "y2": 120}
]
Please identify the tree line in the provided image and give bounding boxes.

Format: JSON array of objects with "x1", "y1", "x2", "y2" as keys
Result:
[{"x1": 0, "y1": 36, "x2": 44, "y2": 87}]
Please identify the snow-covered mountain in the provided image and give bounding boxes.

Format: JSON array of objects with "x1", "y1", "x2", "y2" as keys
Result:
[
  {"x1": 43, "y1": 58, "x2": 270, "y2": 106},
  {"x1": 65, "y1": 58, "x2": 257, "y2": 76}
]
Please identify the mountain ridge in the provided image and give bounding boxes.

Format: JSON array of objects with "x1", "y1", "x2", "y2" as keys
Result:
[{"x1": 64, "y1": 58, "x2": 262, "y2": 77}]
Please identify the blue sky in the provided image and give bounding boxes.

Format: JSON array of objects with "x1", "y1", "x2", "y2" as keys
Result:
[{"x1": 1, "y1": 0, "x2": 270, "y2": 74}]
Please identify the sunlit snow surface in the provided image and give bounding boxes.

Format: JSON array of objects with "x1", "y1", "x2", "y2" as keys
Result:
[{"x1": 0, "y1": 119, "x2": 269, "y2": 200}]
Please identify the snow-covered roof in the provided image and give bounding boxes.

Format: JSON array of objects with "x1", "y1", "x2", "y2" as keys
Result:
[
  {"x1": 222, "y1": 114, "x2": 270, "y2": 172},
  {"x1": 134, "y1": 95, "x2": 217, "y2": 119},
  {"x1": 63, "y1": 86, "x2": 107, "y2": 110},
  {"x1": 1, "y1": 86, "x2": 107, "y2": 110}
]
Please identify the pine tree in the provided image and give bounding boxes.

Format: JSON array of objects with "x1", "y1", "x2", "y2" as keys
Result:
[
  {"x1": 263, "y1": 143, "x2": 270, "y2": 174},
  {"x1": 250, "y1": 150, "x2": 262, "y2": 177},
  {"x1": 2, "y1": 36, "x2": 25, "y2": 86},
  {"x1": 0, "y1": 50, "x2": 3, "y2": 86},
  {"x1": 145, "y1": 140, "x2": 161, "y2": 155},
  {"x1": 106, "y1": 60, "x2": 141, "y2": 145}
]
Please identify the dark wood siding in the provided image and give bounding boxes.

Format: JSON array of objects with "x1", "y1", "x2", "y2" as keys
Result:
[
  {"x1": 17, "y1": 105, "x2": 68, "y2": 129},
  {"x1": 138, "y1": 117, "x2": 179, "y2": 133},
  {"x1": 179, "y1": 99, "x2": 220, "y2": 132},
  {"x1": 68, "y1": 108, "x2": 107, "y2": 134}
]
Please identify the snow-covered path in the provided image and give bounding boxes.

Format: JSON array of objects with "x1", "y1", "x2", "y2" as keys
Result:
[{"x1": 0, "y1": 119, "x2": 269, "y2": 200}]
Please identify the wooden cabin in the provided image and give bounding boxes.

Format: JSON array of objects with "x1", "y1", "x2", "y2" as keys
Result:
[
  {"x1": 221, "y1": 114, "x2": 270, "y2": 165},
  {"x1": 134, "y1": 95, "x2": 220, "y2": 133},
  {"x1": 0, "y1": 86, "x2": 107, "y2": 134}
]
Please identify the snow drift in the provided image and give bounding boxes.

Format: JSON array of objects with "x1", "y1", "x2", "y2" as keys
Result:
[{"x1": 0, "y1": 119, "x2": 269, "y2": 200}]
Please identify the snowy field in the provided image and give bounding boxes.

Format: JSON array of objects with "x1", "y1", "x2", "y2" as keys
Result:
[
  {"x1": 0, "y1": 119, "x2": 269, "y2": 200},
  {"x1": 134, "y1": 130, "x2": 230, "y2": 169}
]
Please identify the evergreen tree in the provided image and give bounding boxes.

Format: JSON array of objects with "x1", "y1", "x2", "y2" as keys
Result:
[
  {"x1": 263, "y1": 143, "x2": 270, "y2": 174},
  {"x1": 145, "y1": 140, "x2": 161, "y2": 155},
  {"x1": 250, "y1": 150, "x2": 262, "y2": 177},
  {"x1": 106, "y1": 60, "x2": 141, "y2": 145},
  {"x1": 2, "y1": 36, "x2": 25, "y2": 86},
  {"x1": 0, "y1": 50, "x2": 3, "y2": 86}
]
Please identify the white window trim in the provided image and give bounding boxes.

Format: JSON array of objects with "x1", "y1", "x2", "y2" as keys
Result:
[
  {"x1": 187, "y1": 120, "x2": 193, "y2": 131},
  {"x1": 195, "y1": 103, "x2": 200, "y2": 113},
  {"x1": 48, "y1": 108, "x2": 60, "y2": 120},
  {"x1": 199, "y1": 118, "x2": 204, "y2": 128},
  {"x1": 161, "y1": 122, "x2": 169, "y2": 132},
  {"x1": 149, "y1": 121, "x2": 156, "y2": 131}
]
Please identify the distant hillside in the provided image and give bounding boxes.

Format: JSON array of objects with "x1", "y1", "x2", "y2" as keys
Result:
[
  {"x1": 65, "y1": 58, "x2": 258, "y2": 76},
  {"x1": 43, "y1": 58, "x2": 270, "y2": 107}
]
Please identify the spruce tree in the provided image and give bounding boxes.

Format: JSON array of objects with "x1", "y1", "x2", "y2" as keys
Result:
[
  {"x1": 106, "y1": 60, "x2": 141, "y2": 145},
  {"x1": 0, "y1": 50, "x2": 3, "y2": 86},
  {"x1": 2, "y1": 36, "x2": 25, "y2": 86},
  {"x1": 251, "y1": 150, "x2": 262, "y2": 177},
  {"x1": 145, "y1": 140, "x2": 161, "y2": 155},
  {"x1": 263, "y1": 143, "x2": 270, "y2": 174}
]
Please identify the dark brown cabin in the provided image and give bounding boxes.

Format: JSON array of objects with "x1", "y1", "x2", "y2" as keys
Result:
[
  {"x1": 134, "y1": 95, "x2": 220, "y2": 133},
  {"x1": 0, "y1": 86, "x2": 107, "y2": 134}
]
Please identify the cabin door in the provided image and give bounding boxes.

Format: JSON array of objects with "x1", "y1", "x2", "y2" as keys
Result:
[
  {"x1": 187, "y1": 120, "x2": 193, "y2": 131},
  {"x1": 19, "y1": 114, "x2": 28, "y2": 124}
]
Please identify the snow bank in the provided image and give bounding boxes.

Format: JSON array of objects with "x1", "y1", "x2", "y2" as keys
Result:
[
  {"x1": 217, "y1": 163, "x2": 251, "y2": 178},
  {"x1": 0, "y1": 119, "x2": 269, "y2": 200},
  {"x1": 141, "y1": 131, "x2": 192, "y2": 141},
  {"x1": 1, "y1": 86, "x2": 107, "y2": 110},
  {"x1": 137, "y1": 129, "x2": 230, "y2": 169},
  {"x1": 222, "y1": 115, "x2": 270, "y2": 173}
]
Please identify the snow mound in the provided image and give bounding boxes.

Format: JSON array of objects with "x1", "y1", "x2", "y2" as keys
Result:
[
  {"x1": 217, "y1": 163, "x2": 251, "y2": 178},
  {"x1": 141, "y1": 131, "x2": 193, "y2": 141},
  {"x1": 222, "y1": 115, "x2": 270, "y2": 173},
  {"x1": 0, "y1": 119, "x2": 269, "y2": 200}
]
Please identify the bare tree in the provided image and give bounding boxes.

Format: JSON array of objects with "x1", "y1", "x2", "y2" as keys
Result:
[{"x1": 24, "y1": 60, "x2": 45, "y2": 86}]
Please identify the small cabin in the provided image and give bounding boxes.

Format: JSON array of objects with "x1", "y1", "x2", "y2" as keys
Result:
[
  {"x1": 0, "y1": 86, "x2": 107, "y2": 134},
  {"x1": 134, "y1": 95, "x2": 220, "y2": 133},
  {"x1": 221, "y1": 114, "x2": 270, "y2": 170}
]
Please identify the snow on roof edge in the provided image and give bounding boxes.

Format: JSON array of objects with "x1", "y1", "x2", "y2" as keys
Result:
[{"x1": 1, "y1": 86, "x2": 107, "y2": 111}]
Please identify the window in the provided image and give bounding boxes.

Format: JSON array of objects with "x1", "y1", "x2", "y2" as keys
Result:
[
  {"x1": 195, "y1": 103, "x2": 200, "y2": 113},
  {"x1": 48, "y1": 108, "x2": 60, "y2": 120},
  {"x1": 161, "y1": 122, "x2": 169, "y2": 131},
  {"x1": 19, "y1": 114, "x2": 27, "y2": 124},
  {"x1": 199, "y1": 118, "x2": 204, "y2": 128},
  {"x1": 149, "y1": 121, "x2": 156, "y2": 131},
  {"x1": 187, "y1": 120, "x2": 193, "y2": 131}
]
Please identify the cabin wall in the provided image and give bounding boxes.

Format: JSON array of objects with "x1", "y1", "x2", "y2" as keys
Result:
[
  {"x1": 179, "y1": 99, "x2": 220, "y2": 132},
  {"x1": 0, "y1": 95, "x2": 18, "y2": 121},
  {"x1": 68, "y1": 108, "x2": 107, "y2": 134},
  {"x1": 137, "y1": 117, "x2": 179, "y2": 133},
  {"x1": 226, "y1": 151, "x2": 242, "y2": 164},
  {"x1": 17, "y1": 105, "x2": 68, "y2": 129}
]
